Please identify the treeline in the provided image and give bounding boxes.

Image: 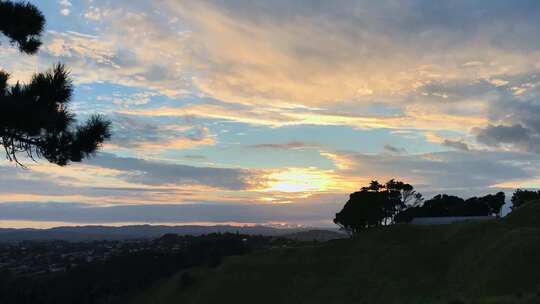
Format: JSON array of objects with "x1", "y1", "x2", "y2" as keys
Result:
[
  {"x1": 334, "y1": 179, "x2": 540, "y2": 235},
  {"x1": 395, "y1": 192, "x2": 505, "y2": 223}
]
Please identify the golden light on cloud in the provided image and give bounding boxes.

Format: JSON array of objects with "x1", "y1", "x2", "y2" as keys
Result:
[
  {"x1": 120, "y1": 104, "x2": 487, "y2": 132},
  {"x1": 491, "y1": 178, "x2": 540, "y2": 189},
  {"x1": 7, "y1": 0, "x2": 540, "y2": 229},
  {"x1": 264, "y1": 168, "x2": 336, "y2": 193}
]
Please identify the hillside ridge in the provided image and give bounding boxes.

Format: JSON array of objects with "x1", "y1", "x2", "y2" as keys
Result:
[{"x1": 133, "y1": 202, "x2": 540, "y2": 304}]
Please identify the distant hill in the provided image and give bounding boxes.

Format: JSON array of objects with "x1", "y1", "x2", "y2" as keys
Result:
[
  {"x1": 132, "y1": 202, "x2": 540, "y2": 304},
  {"x1": 0, "y1": 225, "x2": 328, "y2": 242}
]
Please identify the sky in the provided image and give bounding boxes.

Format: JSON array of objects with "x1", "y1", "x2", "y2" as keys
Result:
[{"x1": 2, "y1": 0, "x2": 540, "y2": 228}]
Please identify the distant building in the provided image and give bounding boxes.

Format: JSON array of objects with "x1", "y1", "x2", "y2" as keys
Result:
[{"x1": 411, "y1": 216, "x2": 496, "y2": 225}]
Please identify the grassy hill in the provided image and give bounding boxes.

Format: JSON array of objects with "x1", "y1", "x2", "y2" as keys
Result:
[
  {"x1": 281, "y1": 229, "x2": 347, "y2": 242},
  {"x1": 131, "y1": 203, "x2": 540, "y2": 304}
]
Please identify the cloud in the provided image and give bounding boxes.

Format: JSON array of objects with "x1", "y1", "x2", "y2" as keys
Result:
[
  {"x1": 248, "y1": 141, "x2": 320, "y2": 150},
  {"x1": 120, "y1": 102, "x2": 487, "y2": 131},
  {"x1": 84, "y1": 6, "x2": 117, "y2": 21},
  {"x1": 0, "y1": 164, "x2": 183, "y2": 204},
  {"x1": 59, "y1": 0, "x2": 72, "y2": 16},
  {"x1": 0, "y1": 152, "x2": 267, "y2": 205},
  {"x1": 473, "y1": 94, "x2": 540, "y2": 153},
  {"x1": 6, "y1": 0, "x2": 540, "y2": 227},
  {"x1": 182, "y1": 155, "x2": 208, "y2": 160},
  {"x1": 8, "y1": 0, "x2": 538, "y2": 140},
  {"x1": 14, "y1": 1, "x2": 536, "y2": 130},
  {"x1": 322, "y1": 150, "x2": 540, "y2": 192},
  {"x1": 413, "y1": 77, "x2": 540, "y2": 153},
  {"x1": 43, "y1": 31, "x2": 117, "y2": 70},
  {"x1": 442, "y1": 139, "x2": 470, "y2": 151},
  {"x1": 108, "y1": 114, "x2": 215, "y2": 152},
  {"x1": 16, "y1": 145, "x2": 537, "y2": 209},
  {"x1": 475, "y1": 124, "x2": 532, "y2": 148},
  {"x1": 0, "y1": 201, "x2": 342, "y2": 226},
  {"x1": 160, "y1": 0, "x2": 540, "y2": 108},
  {"x1": 40, "y1": 14, "x2": 193, "y2": 97},
  {"x1": 383, "y1": 144, "x2": 407, "y2": 154},
  {"x1": 86, "y1": 153, "x2": 261, "y2": 190}
]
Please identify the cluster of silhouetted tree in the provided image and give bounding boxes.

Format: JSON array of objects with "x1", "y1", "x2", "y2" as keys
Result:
[
  {"x1": 394, "y1": 192, "x2": 505, "y2": 223},
  {"x1": 510, "y1": 189, "x2": 540, "y2": 209},
  {"x1": 0, "y1": 1, "x2": 110, "y2": 166},
  {"x1": 334, "y1": 179, "x2": 517, "y2": 235},
  {"x1": 333, "y1": 180, "x2": 423, "y2": 234}
]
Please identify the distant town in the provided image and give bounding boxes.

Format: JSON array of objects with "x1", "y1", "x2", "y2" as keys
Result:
[
  {"x1": 0, "y1": 240, "x2": 151, "y2": 277},
  {"x1": 0, "y1": 228, "x2": 343, "y2": 279}
]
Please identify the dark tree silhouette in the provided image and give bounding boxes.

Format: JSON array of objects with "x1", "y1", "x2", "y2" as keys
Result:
[
  {"x1": 361, "y1": 180, "x2": 385, "y2": 192},
  {"x1": 334, "y1": 179, "x2": 422, "y2": 235},
  {"x1": 422, "y1": 194, "x2": 467, "y2": 217},
  {"x1": 466, "y1": 192, "x2": 505, "y2": 217},
  {"x1": 0, "y1": 1, "x2": 111, "y2": 166},
  {"x1": 334, "y1": 190, "x2": 387, "y2": 234},
  {"x1": 486, "y1": 192, "x2": 506, "y2": 216},
  {"x1": 383, "y1": 179, "x2": 423, "y2": 224},
  {"x1": 395, "y1": 192, "x2": 505, "y2": 222},
  {"x1": 0, "y1": 1, "x2": 45, "y2": 54},
  {"x1": 511, "y1": 189, "x2": 540, "y2": 209}
]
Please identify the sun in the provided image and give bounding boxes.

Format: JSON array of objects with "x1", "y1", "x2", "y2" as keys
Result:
[{"x1": 265, "y1": 168, "x2": 335, "y2": 193}]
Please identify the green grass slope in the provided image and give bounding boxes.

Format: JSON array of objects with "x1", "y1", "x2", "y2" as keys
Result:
[{"x1": 133, "y1": 203, "x2": 540, "y2": 304}]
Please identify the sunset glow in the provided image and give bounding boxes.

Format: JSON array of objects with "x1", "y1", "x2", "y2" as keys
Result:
[
  {"x1": 2, "y1": 1, "x2": 540, "y2": 227},
  {"x1": 266, "y1": 168, "x2": 336, "y2": 193}
]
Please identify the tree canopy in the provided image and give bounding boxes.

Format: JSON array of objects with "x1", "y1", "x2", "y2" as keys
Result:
[
  {"x1": 395, "y1": 192, "x2": 505, "y2": 223},
  {"x1": 0, "y1": 1, "x2": 45, "y2": 54},
  {"x1": 0, "y1": 1, "x2": 111, "y2": 166},
  {"x1": 334, "y1": 179, "x2": 423, "y2": 235},
  {"x1": 511, "y1": 189, "x2": 540, "y2": 209}
]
